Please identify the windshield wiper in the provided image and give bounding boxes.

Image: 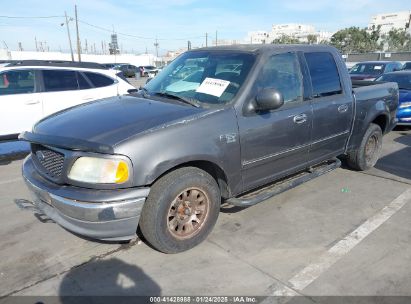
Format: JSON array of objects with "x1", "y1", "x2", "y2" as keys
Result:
[{"x1": 152, "y1": 91, "x2": 200, "y2": 108}]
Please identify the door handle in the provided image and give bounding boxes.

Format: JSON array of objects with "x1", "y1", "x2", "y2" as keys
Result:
[
  {"x1": 25, "y1": 100, "x2": 40, "y2": 105},
  {"x1": 338, "y1": 104, "x2": 348, "y2": 113},
  {"x1": 293, "y1": 114, "x2": 307, "y2": 124}
]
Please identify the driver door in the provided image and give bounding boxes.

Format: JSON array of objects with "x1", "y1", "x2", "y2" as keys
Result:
[{"x1": 236, "y1": 52, "x2": 313, "y2": 192}]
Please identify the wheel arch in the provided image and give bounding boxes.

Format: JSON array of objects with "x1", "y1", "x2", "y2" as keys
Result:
[{"x1": 149, "y1": 160, "x2": 232, "y2": 199}]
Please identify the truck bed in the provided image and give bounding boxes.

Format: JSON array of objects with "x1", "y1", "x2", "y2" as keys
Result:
[{"x1": 346, "y1": 80, "x2": 399, "y2": 152}]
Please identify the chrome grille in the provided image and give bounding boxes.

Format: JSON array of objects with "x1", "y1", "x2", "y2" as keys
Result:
[{"x1": 32, "y1": 145, "x2": 65, "y2": 178}]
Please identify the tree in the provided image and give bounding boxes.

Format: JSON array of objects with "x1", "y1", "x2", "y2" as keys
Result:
[
  {"x1": 307, "y1": 34, "x2": 318, "y2": 44},
  {"x1": 382, "y1": 28, "x2": 411, "y2": 51},
  {"x1": 272, "y1": 34, "x2": 300, "y2": 44},
  {"x1": 330, "y1": 26, "x2": 382, "y2": 53}
]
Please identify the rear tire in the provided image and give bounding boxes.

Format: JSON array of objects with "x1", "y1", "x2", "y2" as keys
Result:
[
  {"x1": 139, "y1": 167, "x2": 220, "y2": 253},
  {"x1": 347, "y1": 123, "x2": 382, "y2": 171}
]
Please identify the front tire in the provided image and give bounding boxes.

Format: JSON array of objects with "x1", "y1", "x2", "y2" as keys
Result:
[
  {"x1": 139, "y1": 167, "x2": 221, "y2": 253},
  {"x1": 347, "y1": 123, "x2": 382, "y2": 171}
]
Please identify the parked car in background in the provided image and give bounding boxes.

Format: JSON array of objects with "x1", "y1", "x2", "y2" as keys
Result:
[
  {"x1": 376, "y1": 71, "x2": 411, "y2": 125},
  {"x1": 0, "y1": 60, "x2": 135, "y2": 138},
  {"x1": 20, "y1": 45, "x2": 398, "y2": 253},
  {"x1": 349, "y1": 61, "x2": 403, "y2": 80},
  {"x1": 402, "y1": 62, "x2": 411, "y2": 70},
  {"x1": 102, "y1": 63, "x2": 124, "y2": 69},
  {"x1": 113, "y1": 64, "x2": 139, "y2": 77},
  {"x1": 147, "y1": 65, "x2": 165, "y2": 78},
  {"x1": 139, "y1": 65, "x2": 157, "y2": 77}
]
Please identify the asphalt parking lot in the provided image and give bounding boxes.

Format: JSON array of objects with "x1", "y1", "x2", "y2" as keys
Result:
[{"x1": 0, "y1": 123, "x2": 410, "y2": 302}]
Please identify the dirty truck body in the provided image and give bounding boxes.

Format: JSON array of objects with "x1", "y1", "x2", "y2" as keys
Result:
[{"x1": 21, "y1": 45, "x2": 398, "y2": 253}]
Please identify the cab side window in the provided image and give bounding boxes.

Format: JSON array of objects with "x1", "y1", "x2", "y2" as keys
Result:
[
  {"x1": 255, "y1": 52, "x2": 303, "y2": 104},
  {"x1": 0, "y1": 70, "x2": 35, "y2": 95},
  {"x1": 304, "y1": 52, "x2": 342, "y2": 98}
]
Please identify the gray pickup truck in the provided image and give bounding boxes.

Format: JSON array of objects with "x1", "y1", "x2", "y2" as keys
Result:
[{"x1": 20, "y1": 45, "x2": 398, "y2": 253}]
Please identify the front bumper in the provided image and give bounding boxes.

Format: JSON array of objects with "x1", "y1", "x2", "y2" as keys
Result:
[{"x1": 22, "y1": 156, "x2": 149, "y2": 241}]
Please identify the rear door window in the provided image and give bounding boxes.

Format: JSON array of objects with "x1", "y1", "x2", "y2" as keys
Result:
[
  {"x1": 304, "y1": 52, "x2": 342, "y2": 98},
  {"x1": 0, "y1": 70, "x2": 36, "y2": 95},
  {"x1": 43, "y1": 70, "x2": 78, "y2": 92},
  {"x1": 84, "y1": 72, "x2": 115, "y2": 88}
]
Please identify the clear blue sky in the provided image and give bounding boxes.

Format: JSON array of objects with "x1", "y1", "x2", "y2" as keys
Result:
[{"x1": 0, "y1": 0, "x2": 410, "y2": 54}]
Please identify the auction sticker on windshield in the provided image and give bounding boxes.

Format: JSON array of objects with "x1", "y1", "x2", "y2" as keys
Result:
[{"x1": 196, "y1": 77, "x2": 230, "y2": 97}]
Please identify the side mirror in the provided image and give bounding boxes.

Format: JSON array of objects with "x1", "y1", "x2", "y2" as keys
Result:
[{"x1": 255, "y1": 88, "x2": 284, "y2": 111}]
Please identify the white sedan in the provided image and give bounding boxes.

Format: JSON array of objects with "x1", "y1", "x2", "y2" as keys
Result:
[{"x1": 0, "y1": 64, "x2": 136, "y2": 138}]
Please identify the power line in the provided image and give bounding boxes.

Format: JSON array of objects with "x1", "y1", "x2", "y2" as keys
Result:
[
  {"x1": 71, "y1": 18, "x2": 205, "y2": 41},
  {"x1": 0, "y1": 14, "x2": 207, "y2": 43},
  {"x1": 0, "y1": 15, "x2": 64, "y2": 19}
]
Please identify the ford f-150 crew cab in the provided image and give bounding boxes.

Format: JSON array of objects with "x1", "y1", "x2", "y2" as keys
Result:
[{"x1": 20, "y1": 45, "x2": 399, "y2": 253}]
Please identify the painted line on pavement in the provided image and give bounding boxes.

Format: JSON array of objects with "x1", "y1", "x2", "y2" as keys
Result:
[{"x1": 263, "y1": 188, "x2": 411, "y2": 300}]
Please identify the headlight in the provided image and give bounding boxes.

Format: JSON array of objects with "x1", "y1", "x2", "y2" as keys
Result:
[
  {"x1": 399, "y1": 101, "x2": 411, "y2": 109},
  {"x1": 68, "y1": 157, "x2": 130, "y2": 184}
]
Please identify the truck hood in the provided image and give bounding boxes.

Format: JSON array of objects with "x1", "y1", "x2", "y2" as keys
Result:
[{"x1": 33, "y1": 95, "x2": 206, "y2": 148}]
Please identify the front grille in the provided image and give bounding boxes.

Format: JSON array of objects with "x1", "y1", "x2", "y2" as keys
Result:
[{"x1": 32, "y1": 144, "x2": 65, "y2": 178}]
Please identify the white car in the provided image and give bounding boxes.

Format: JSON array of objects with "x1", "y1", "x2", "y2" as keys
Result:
[{"x1": 0, "y1": 61, "x2": 136, "y2": 138}]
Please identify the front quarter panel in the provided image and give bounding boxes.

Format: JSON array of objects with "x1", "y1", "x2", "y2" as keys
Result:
[{"x1": 113, "y1": 107, "x2": 242, "y2": 196}]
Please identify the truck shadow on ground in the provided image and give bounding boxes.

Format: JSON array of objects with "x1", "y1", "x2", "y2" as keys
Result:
[
  {"x1": 375, "y1": 146, "x2": 411, "y2": 181},
  {"x1": 58, "y1": 257, "x2": 161, "y2": 302},
  {"x1": 373, "y1": 132, "x2": 411, "y2": 181}
]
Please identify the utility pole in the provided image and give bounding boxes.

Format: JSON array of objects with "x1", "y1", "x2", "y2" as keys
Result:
[
  {"x1": 84, "y1": 39, "x2": 88, "y2": 54},
  {"x1": 35, "y1": 37, "x2": 38, "y2": 52},
  {"x1": 205, "y1": 33, "x2": 208, "y2": 47},
  {"x1": 18, "y1": 42, "x2": 23, "y2": 51},
  {"x1": 187, "y1": 41, "x2": 191, "y2": 50},
  {"x1": 215, "y1": 30, "x2": 218, "y2": 46},
  {"x1": 154, "y1": 38, "x2": 159, "y2": 58},
  {"x1": 74, "y1": 5, "x2": 81, "y2": 62},
  {"x1": 64, "y1": 11, "x2": 74, "y2": 61}
]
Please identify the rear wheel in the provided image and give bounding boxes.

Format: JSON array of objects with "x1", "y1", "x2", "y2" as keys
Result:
[
  {"x1": 139, "y1": 167, "x2": 220, "y2": 253},
  {"x1": 347, "y1": 123, "x2": 382, "y2": 171}
]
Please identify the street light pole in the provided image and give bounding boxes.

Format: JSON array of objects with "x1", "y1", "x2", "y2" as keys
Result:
[
  {"x1": 64, "y1": 11, "x2": 74, "y2": 61},
  {"x1": 74, "y1": 5, "x2": 81, "y2": 62}
]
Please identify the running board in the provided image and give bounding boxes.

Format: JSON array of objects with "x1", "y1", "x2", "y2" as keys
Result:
[{"x1": 225, "y1": 158, "x2": 341, "y2": 207}]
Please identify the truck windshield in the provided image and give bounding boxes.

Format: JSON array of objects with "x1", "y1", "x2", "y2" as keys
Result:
[
  {"x1": 350, "y1": 63, "x2": 386, "y2": 75},
  {"x1": 144, "y1": 51, "x2": 255, "y2": 106}
]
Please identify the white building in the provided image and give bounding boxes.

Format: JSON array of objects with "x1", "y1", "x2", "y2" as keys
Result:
[
  {"x1": 246, "y1": 24, "x2": 333, "y2": 44},
  {"x1": 368, "y1": 11, "x2": 411, "y2": 34},
  {"x1": 270, "y1": 24, "x2": 316, "y2": 41},
  {"x1": 316, "y1": 31, "x2": 333, "y2": 43},
  {"x1": 247, "y1": 31, "x2": 270, "y2": 44}
]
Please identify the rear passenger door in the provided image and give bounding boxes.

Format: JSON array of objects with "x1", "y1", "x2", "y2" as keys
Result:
[{"x1": 303, "y1": 52, "x2": 353, "y2": 163}]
